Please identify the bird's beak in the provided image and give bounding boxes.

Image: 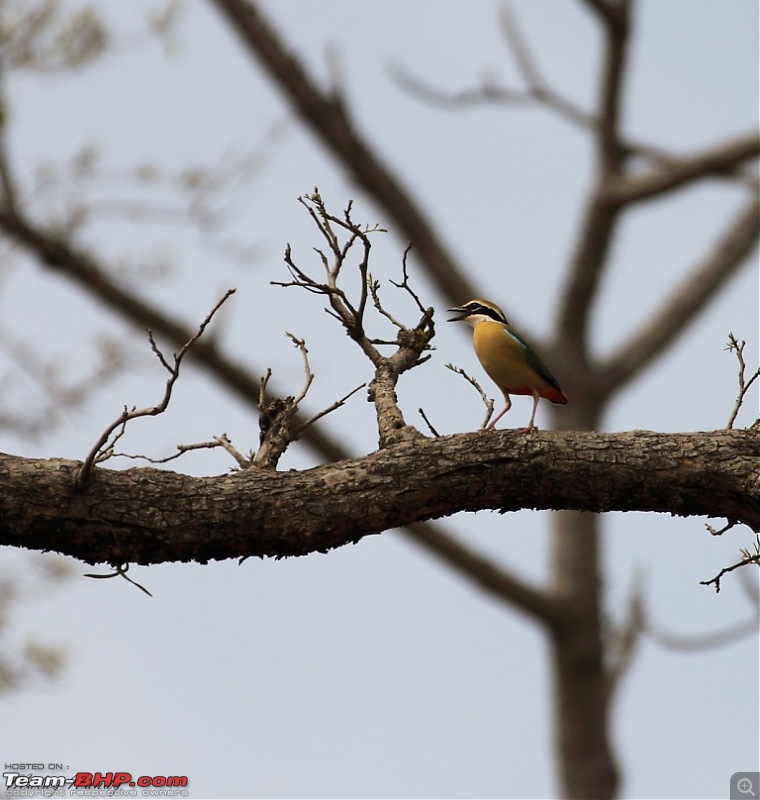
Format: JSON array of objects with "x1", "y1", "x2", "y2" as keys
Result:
[{"x1": 447, "y1": 306, "x2": 469, "y2": 323}]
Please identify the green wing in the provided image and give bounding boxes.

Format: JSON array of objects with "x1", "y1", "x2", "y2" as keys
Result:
[{"x1": 505, "y1": 327, "x2": 563, "y2": 392}]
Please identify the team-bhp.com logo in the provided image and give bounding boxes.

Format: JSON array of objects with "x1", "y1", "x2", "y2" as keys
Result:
[{"x1": 4, "y1": 769, "x2": 189, "y2": 797}]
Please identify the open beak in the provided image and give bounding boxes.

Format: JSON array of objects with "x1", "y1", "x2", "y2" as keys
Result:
[{"x1": 447, "y1": 306, "x2": 470, "y2": 323}]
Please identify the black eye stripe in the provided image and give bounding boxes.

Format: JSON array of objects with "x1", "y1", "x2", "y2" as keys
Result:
[{"x1": 466, "y1": 303, "x2": 508, "y2": 325}]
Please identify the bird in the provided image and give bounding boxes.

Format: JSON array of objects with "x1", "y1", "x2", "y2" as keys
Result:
[{"x1": 448, "y1": 298, "x2": 567, "y2": 432}]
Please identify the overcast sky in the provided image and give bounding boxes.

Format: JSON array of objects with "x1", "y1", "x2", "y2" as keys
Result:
[{"x1": 1, "y1": 2, "x2": 758, "y2": 799}]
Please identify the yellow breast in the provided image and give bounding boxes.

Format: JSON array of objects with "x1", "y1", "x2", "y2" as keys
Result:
[{"x1": 472, "y1": 320, "x2": 552, "y2": 396}]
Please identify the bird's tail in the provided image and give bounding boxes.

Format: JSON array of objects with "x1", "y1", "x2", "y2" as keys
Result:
[{"x1": 541, "y1": 386, "x2": 568, "y2": 405}]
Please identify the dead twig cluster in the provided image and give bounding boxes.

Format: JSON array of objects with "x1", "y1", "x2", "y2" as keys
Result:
[{"x1": 273, "y1": 191, "x2": 435, "y2": 448}]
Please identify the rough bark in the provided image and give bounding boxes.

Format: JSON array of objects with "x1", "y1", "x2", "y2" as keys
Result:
[{"x1": 2, "y1": 428, "x2": 758, "y2": 566}]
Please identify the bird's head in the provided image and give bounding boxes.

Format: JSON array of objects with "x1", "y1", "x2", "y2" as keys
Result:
[{"x1": 447, "y1": 299, "x2": 509, "y2": 328}]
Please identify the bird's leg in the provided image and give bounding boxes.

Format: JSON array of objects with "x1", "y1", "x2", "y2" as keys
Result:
[
  {"x1": 519, "y1": 391, "x2": 541, "y2": 433},
  {"x1": 486, "y1": 394, "x2": 512, "y2": 430}
]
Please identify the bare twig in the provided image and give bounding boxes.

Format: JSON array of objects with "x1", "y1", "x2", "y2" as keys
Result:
[
  {"x1": 254, "y1": 332, "x2": 364, "y2": 466},
  {"x1": 700, "y1": 553, "x2": 760, "y2": 593},
  {"x1": 418, "y1": 408, "x2": 440, "y2": 438},
  {"x1": 725, "y1": 334, "x2": 760, "y2": 429},
  {"x1": 446, "y1": 363, "x2": 495, "y2": 430},
  {"x1": 77, "y1": 288, "x2": 235, "y2": 486},
  {"x1": 286, "y1": 332, "x2": 314, "y2": 406},
  {"x1": 214, "y1": 433, "x2": 251, "y2": 469},
  {"x1": 369, "y1": 276, "x2": 406, "y2": 331},
  {"x1": 293, "y1": 383, "x2": 366, "y2": 437},
  {"x1": 389, "y1": 243, "x2": 428, "y2": 316},
  {"x1": 274, "y1": 193, "x2": 386, "y2": 360},
  {"x1": 83, "y1": 563, "x2": 153, "y2": 597},
  {"x1": 111, "y1": 440, "x2": 226, "y2": 465},
  {"x1": 369, "y1": 245, "x2": 431, "y2": 336},
  {"x1": 706, "y1": 519, "x2": 738, "y2": 537}
]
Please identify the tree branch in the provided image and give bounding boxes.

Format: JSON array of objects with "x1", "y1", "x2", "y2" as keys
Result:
[
  {"x1": 208, "y1": 0, "x2": 478, "y2": 304},
  {"x1": 2, "y1": 429, "x2": 758, "y2": 565},
  {"x1": 579, "y1": 0, "x2": 626, "y2": 30},
  {"x1": 0, "y1": 206, "x2": 349, "y2": 463},
  {"x1": 277, "y1": 193, "x2": 435, "y2": 447},
  {"x1": 555, "y1": 0, "x2": 632, "y2": 363},
  {"x1": 0, "y1": 197, "x2": 560, "y2": 625},
  {"x1": 78, "y1": 289, "x2": 235, "y2": 484},
  {"x1": 700, "y1": 552, "x2": 760, "y2": 594},
  {"x1": 599, "y1": 193, "x2": 760, "y2": 395},
  {"x1": 396, "y1": 7, "x2": 754, "y2": 188},
  {"x1": 725, "y1": 334, "x2": 760, "y2": 429},
  {"x1": 593, "y1": 0, "x2": 631, "y2": 171},
  {"x1": 606, "y1": 133, "x2": 760, "y2": 205},
  {"x1": 645, "y1": 616, "x2": 759, "y2": 650},
  {"x1": 400, "y1": 522, "x2": 559, "y2": 624}
]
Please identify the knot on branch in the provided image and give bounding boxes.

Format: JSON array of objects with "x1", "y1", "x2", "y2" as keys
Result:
[
  {"x1": 255, "y1": 391, "x2": 300, "y2": 470},
  {"x1": 396, "y1": 319, "x2": 434, "y2": 363},
  {"x1": 252, "y1": 335, "x2": 365, "y2": 470},
  {"x1": 258, "y1": 396, "x2": 293, "y2": 440}
]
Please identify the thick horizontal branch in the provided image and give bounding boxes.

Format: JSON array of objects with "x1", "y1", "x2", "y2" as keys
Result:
[{"x1": 2, "y1": 429, "x2": 758, "y2": 566}]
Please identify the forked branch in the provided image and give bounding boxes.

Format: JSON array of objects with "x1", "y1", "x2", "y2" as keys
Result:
[
  {"x1": 700, "y1": 552, "x2": 760, "y2": 594},
  {"x1": 725, "y1": 334, "x2": 760, "y2": 429},
  {"x1": 253, "y1": 332, "x2": 363, "y2": 469},
  {"x1": 77, "y1": 288, "x2": 236, "y2": 486}
]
